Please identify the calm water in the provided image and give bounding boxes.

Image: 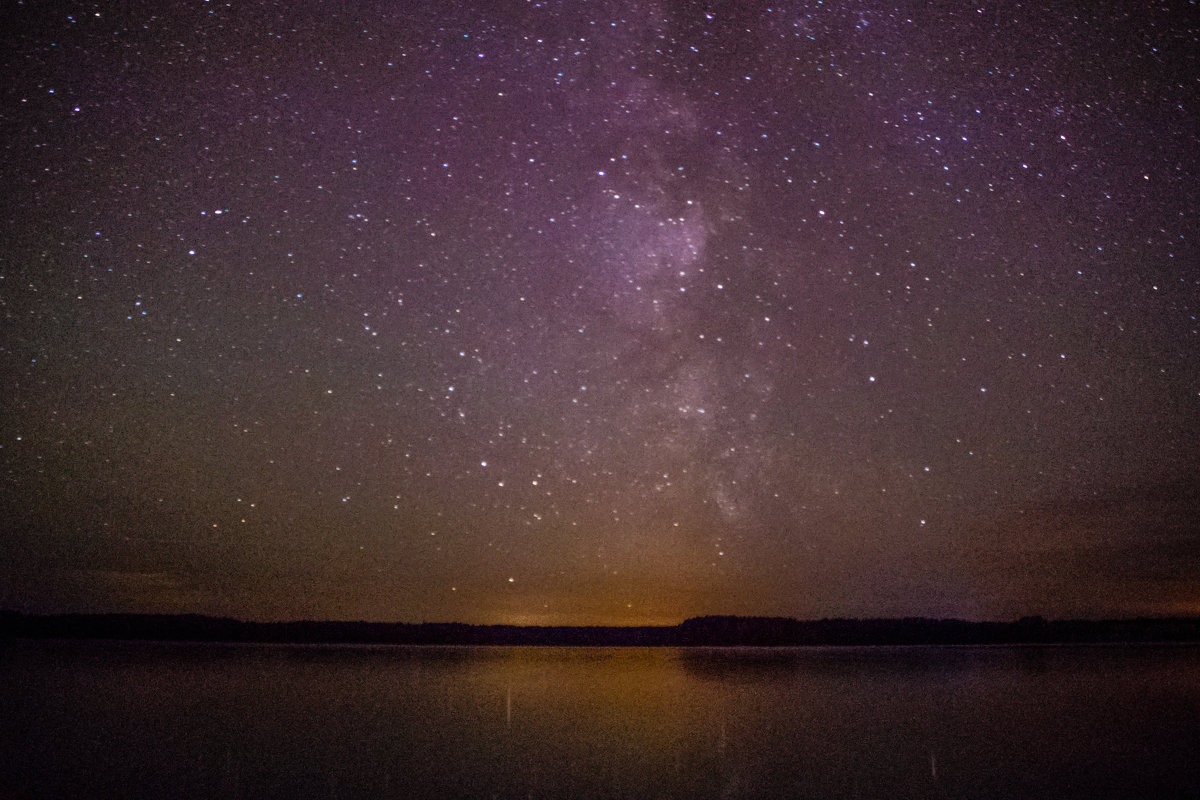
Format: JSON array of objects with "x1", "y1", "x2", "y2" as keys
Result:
[{"x1": 2, "y1": 641, "x2": 1198, "y2": 799}]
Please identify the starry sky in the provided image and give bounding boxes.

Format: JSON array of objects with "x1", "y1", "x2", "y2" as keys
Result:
[{"x1": 2, "y1": 0, "x2": 1198, "y2": 625}]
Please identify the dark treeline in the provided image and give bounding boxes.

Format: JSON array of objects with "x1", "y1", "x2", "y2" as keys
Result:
[{"x1": 4, "y1": 611, "x2": 1200, "y2": 646}]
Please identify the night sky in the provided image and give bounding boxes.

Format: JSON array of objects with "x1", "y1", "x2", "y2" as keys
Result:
[{"x1": 3, "y1": 1, "x2": 1198, "y2": 625}]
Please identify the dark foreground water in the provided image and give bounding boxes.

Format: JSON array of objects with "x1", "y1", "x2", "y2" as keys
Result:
[{"x1": 2, "y1": 641, "x2": 1198, "y2": 799}]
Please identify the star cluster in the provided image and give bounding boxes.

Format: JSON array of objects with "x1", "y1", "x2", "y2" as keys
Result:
[{"x1": 2, "y1": 1, "x2": 1198, "y2": 623}]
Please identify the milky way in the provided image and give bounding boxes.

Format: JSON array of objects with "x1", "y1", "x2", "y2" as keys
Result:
[{"x1": 3, "y1": 1, "x2": 1198, "y2": 623}]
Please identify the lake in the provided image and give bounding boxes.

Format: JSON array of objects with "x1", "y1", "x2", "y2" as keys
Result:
[{"x1": 2, "y1": 640, "x2": 1198, "y2": 798}]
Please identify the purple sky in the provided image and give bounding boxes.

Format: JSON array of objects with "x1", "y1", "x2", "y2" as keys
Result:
[{"x1": 2, "y1": 0, "x2": 1198, "y2": 623}]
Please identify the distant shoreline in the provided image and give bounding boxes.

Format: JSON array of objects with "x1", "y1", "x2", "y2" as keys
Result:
[{"x1": 5, "y1": 611, "x2": 1200, "y2": 647}]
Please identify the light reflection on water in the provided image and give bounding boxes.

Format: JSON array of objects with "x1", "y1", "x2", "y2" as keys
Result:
[{"x1": 2, "y1": 641, "x2": 1199, "y2": 798}]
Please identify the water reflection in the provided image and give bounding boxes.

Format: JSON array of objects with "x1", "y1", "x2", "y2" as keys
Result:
[{"x1": 2, "y1": 641, "x2": 1198, "y2": 798}]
